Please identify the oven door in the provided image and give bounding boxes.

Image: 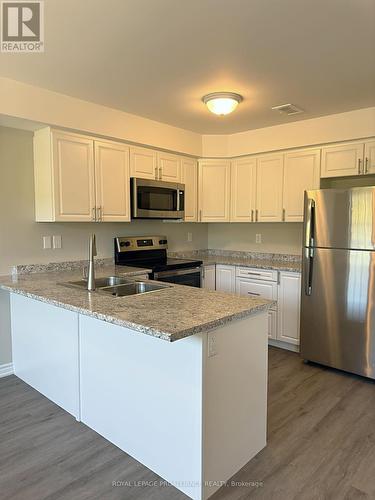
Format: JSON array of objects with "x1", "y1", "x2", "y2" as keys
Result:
[
  {"x1": 153, "y1": 267, "x2": 202, "y2": 288},
  {"x1": 131, "y1": 178, "x2": 185, "y2": 219}
]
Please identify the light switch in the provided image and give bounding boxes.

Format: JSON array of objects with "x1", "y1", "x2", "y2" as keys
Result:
[
  {"x1": 187, "y1": 232, "x2": 193, "y2": 242},
  {"x1": 43, "y1": 236, "x2": 52, "y2": 249},
  {"x1": 256, "y1": 234, "x2": 262, "y2": 244},
  {"x1": 53, "y1": 235, "x2": 62, "y2": 249}
]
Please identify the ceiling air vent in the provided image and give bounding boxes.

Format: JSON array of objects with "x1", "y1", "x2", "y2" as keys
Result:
[{"x1": 271, "y1": 103, "x2": 304, "y2": 115}]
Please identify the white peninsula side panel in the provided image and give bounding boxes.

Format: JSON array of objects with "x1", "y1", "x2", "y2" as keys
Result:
[
  {"x1": 203, "y1": 313, "x2": 268, "y2": 499},
  {"x1": 79, "y1": 315, "x2": 204, "y2": 500},
  {"x1": 79, "y1": 311, "x2": 268, "y2": 500},
  {"x1": 10, "y1": 294, "x2": 80, "y2": 418}
]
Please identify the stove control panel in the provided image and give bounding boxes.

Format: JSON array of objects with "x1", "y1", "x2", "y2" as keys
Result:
[{"x1": 115, "y1": 235, "x2": 168, "y2": 253}]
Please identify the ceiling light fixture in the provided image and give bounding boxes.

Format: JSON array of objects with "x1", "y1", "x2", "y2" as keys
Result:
[{"x1": 202, "y1": 92, "x2": 243, "y2": 116}]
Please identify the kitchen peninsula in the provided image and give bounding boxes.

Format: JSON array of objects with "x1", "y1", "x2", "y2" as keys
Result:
[{"x1": 0, "y1": 264, "x2": 272, "y2": 500}]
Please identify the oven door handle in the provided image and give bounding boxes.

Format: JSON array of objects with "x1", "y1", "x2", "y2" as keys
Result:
[{"x1": 154, "y1": 267, "x2": 201, "y2": 279}]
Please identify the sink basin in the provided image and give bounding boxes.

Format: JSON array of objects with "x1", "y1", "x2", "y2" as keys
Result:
[
  {"x1": 99, "y1": 281, "x2": 172, "y2": 297},
  {"x1": 61, "y1": 276, "x2": 132, "y2": 290}
]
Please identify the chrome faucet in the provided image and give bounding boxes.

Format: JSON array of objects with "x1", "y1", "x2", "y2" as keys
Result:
[{"x1": 87, "y1": 234, "x2": 97, "y2": 291}]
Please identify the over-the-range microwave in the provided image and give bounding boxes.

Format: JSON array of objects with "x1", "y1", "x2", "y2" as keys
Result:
[{"x1": 131, "y1": 178, "x2": 185, "y2": 219}]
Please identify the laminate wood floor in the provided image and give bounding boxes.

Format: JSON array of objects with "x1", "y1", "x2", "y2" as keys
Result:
[{"x1": 1, "y1": 347, "x2": 374, "y2": 500}]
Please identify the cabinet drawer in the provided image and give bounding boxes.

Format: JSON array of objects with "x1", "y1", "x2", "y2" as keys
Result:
[
  {"x1": 236, "y1": 278, "x2": 278, "y2": 305},
  {"x1": 236, "y1": 267, "x2": 278, "y2": 282}
]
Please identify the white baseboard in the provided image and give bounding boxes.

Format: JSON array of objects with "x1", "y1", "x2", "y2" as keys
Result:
[
  {"x1": 0, "y1": 362, "x2": 14, "y2": 378},
  {"x1": 268, "y1": 339, "x2": 300, "y2": 353}
]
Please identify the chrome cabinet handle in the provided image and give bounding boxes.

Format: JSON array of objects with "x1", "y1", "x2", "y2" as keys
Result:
[
  {"x1": 97, "y1": 206, "x2": 102, "y2": 221},
  {"x1": 247, "y1": 272, "x2": 261, "y2": 276},
  {"x1": 251, "y1": 209, "x2": 254, "y2": 222},
  {"x1": 248, "y1": 291, "x2": 260, "y2": 296},
  {"x1": 358, "y1": 158, "x2": 362, "y2": 175},
  {"x1": 92, "y1": 207, "x2": 96, "y2": 221},
  {"x1": 282, "y1": 208, "x2": 286, "y2": 221},
  {"x1": 199, "y1": 209, "x2": 202, "y2": 222},
  {"x1": 159, "y1": 167, "x2": 162, "y2": 180},
  {"x1": 365, "y1": 157, "x2": 369, "y2": 174},
  {"x1": 255, "y1": 209, "x2": 259, "y2": 222},
  {"x1": 155, "y1": 166, "x2": 158, "y2": 179}
]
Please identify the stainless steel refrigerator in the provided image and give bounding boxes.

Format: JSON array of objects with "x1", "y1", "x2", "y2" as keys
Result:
[{"x1": 300, "y1": 187, "x2": 375, "y2": 379}]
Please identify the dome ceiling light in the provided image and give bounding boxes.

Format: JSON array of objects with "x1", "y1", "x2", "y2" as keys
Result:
[{"x1": 202, "y1": 92, "x2": 243, "y2": 116}]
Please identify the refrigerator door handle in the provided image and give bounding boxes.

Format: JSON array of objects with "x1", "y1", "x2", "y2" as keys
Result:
[
  {"x1": 304, "y1": 247, "x2": 314, "y2": 296},
  {"x1": 304, "y1": 198, "x2": 315, "y2": 247}
]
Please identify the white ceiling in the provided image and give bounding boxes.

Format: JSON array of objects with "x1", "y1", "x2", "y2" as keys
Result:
[{"x1": 1, "y1": 0, "x2": 374, "y2": 134}]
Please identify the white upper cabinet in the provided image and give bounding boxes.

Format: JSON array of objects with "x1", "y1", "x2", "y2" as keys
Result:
[
  {"x1": 94, "y1": 141, "x2": 130, "y2": 222},
  {"x1": 34, "y1": 128, "x2": 130, "y2": 222},
  {"x1": 277, "y1": 272, "x2": 301, "y2": 345},
  {"x1": 364, "y1": 140, "x2": 375, "y2": 175},
  {"x1": 129, "y1": 147, "x2": 181, "y2": 182},
  {"x1": 321, "y1": 142, "x2": 364, "y2": 178},
  {"x1": 130, "y1": 146, "x2": 158, "y2": 180},
  {"x1": 283, "y1": 149, "x2": 321, "y2": 222},
  {"x1": 198, "y1": 160, "x2": 231, "y2": 222},
  {"x1": 181, "y1": 158, "x2": 198, "y2": 222},
  {"x1": 157, "y1": 152, "x2": 181, "y2": 182},
  {"x1": 256, "y1": 154, "x2": 284, "y2": 222},
  {"x1": 35, "y1": 129, "x2": 96, "y2": 222},
  {"x1": 231, "y1": 157, "x2": 257, "y2": 222}
]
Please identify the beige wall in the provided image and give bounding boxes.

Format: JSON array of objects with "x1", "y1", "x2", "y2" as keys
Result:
[
  {"x1": 0, "y1": 77, "x2": 202, "y2": 156},
  {"x1": 202, "y1": 107, "x2": 375, "y2": 157},
  {"x1": 208, "y1": 223, "x2": 303, "y2": 255},
  {"x1": 0, "y1": 126, "x2": 208, "y2": 276}
]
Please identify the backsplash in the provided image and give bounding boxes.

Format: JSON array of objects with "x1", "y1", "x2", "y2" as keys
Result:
[{"x1": 168, "y1": 249, "x2": 301, "y2": 262}]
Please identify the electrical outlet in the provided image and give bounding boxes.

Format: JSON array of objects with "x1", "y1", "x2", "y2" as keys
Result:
[
  {"x1": 42, "y1": 236, "x2": 52, "y2": 249},
  {"x1": 53, "y1": 235, "x2": 62, "y2": 249},
  {"x1": 187, "y1": 232, "x2": 193, "y2": 242},
  {"x1": 255, "y1": 233, "x2": 262, "y2": 244},
  {"x1": 208, "y1": 333, "x2": 218, "y2": 358}
]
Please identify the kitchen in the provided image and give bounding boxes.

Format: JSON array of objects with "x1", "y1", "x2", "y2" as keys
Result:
[{"x1": 1, "y1": 1, "x2": 375, "y2": 499}]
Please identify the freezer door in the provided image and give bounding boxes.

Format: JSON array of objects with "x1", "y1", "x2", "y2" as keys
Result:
[
  {"x1": 300, "y1": 247, "x2": 375, "y2": 378},
  {"x1": 304, "y1": 187, "x2": 375, "y2": 250}
]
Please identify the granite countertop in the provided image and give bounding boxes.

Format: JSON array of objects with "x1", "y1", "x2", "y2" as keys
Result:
[
  {"x1": 0, "y1": 265, "x2": 273, "y2": 342},
  {"x1": 169, "y1": 251, "x2": 302, "y2": 273}
]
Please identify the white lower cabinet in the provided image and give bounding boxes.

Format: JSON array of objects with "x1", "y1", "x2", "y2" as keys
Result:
[
  {"x1": 215, "y1": 264, "x2": 236, "y2": 293},
  {"x1": 202, "y1": 265, "x2": 216, "y2": 290},
  {"x1": 277, "y1": 272, "x2": 301, "y2": 346},
  {"x1": 234, "y1": 266, "x2": 301, "y2": 349},
  {"x1": 268, "y1": 309, "x2": 277, "y2": 340}
]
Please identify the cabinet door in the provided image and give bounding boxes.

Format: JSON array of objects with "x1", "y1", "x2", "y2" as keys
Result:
[
  {"x1": 256, "y1": 154, "x2": 284, "y2": 222},
  {"x1": 130, "y1": 146, "x2": 157, "y2": 180},
  {"x1": 158, "y1": 152, "x2": 181, "y2": 182},
  {"x1": 268, "y1": 310, "x2": 277, "y2": 340},
  {"x1": 181, "y1": 158, "x2": 198, "y2": 221},
  {"x1": 198, "y1": 160, "x2": 231, "y2": 222},
  {"x1": 94, "y1": 141, "x2": 130, "y2": 222},
  {"x1": 52, "y1": 131, "x2": 95, "y2": 221},
  {"x1": 278, "y1": 272, "x2": 301, "y2": 345},
  {"x1": 202, "y1": 265, "x2": 216, "y2": 290},
  {"x1": 364, "y1": 140, "x2": 375, "y2": 175},
  {"x1": 321, "y1": 142, "x2": 364, "y2": 178},
  {"x1": 231, "y1": 157, "x2": 257, "y2": 222},
  {"x1": 236, "y1": 278, "x2": 278, "y2": 302},
  {"x1": 216, "y1": 265, "x2": 236, "y2": 293},
  {"x1": 283, "y1": 149, "x2": 321, "y2": 222}
]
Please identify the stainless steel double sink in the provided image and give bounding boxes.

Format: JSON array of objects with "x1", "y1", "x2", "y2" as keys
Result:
[{"x1": 60, "y1": 276, "x2": 171, "y2": 297}]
